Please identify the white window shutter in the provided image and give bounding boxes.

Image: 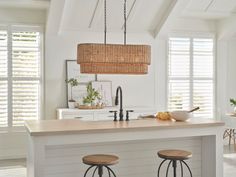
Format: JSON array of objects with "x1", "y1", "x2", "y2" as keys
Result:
[
  {"x1": 168, "y1": 37, "x2": 214, "y2": 118},
  {"x1": 193, "y1": 80, "x2": 213, "y2": 117},
  {"x1": 0, "y1": 31, "x2": 7, "y2": 77},
  {"x1": 0, "y1": 28, "x2": 41, "y2": 127},
  {"x1": 0, "y1": 30, "x2": 8, "y2": 127},
  {"x1": 168, "y1": 38, "x2": 190, "y2": 78},
  {"x1": 0, "y1": 81, "x2": 7, "y2": 127},
  {"x1": 12, "y1": 31, "x2": 41, "y2": 126},
  {"x1": 193, "y1": 38, "x2": 214, "y2": 78},
  {"x1": 12, "y1": 31, "x2": 40, "y2": 77},
  {"x1": 13, "y1": 80, "x2": 40, "y2": 126}
]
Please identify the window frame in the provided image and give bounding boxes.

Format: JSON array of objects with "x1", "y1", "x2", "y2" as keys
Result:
[
  {"x1": 166, "y1": 32, "x2": 216, "y2": 118},
  {"x1": 0, "y1": 24, "x2": 44, "y2": 131}
]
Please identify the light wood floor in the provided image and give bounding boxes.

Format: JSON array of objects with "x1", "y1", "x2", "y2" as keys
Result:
[
  {"x1": 0, "y1": 146, "x2": 235, "y2": 177},
  {"x1": 224, "y1": 145, "x2": 236, "y2": 177}
]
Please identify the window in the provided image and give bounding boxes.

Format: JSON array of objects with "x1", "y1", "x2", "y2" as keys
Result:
[
  {"x1": 0, "y1": 25, "x2": 42, "y2": 127},
  {"x1": 168, "y1": 36, "x2": 214, "y2": 118}
]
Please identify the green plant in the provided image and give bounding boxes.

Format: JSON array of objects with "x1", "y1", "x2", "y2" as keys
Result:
[
  {"x1": 230, "y1": 98, "x2": 236, "y2": 107},
  {"x1": 65, "y1": 78, "x2": 79, "y2": 101},
  {"x1": 83, "y1": 83, "x2": 101, "y2": 105}
]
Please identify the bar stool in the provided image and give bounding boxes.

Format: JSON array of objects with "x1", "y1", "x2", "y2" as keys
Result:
[
  {"x1": 157, "y1": 149, "x2": 193, "y2": 177},
  {"x1": 82, "y1": 154, "x2": 119, "y2": 177}
]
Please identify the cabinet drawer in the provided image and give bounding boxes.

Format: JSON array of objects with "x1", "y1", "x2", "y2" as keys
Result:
[
  {"x1": 94, "y1": 113, "x2": 114, "y2": 121},
  {"x1": 61, "y1": 113, "x2": 94, "y2": 120}
]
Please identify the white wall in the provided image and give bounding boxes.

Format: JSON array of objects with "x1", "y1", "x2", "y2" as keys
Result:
[
  {"x1": 0, "y1": 131, "x2": 27, "y2": 159},
  {"x1": 223, "y1": 39, "x2": 236, "y2": 113},
  {"x1": 156, "y1": 18, "x2": 217, "y2": 112},
  {"x1": 0, "y1": 7, "x2": 46, "y2": 24},
  {"x1": 0, "y1": 7, "x2": 46, "y2": 160},
  {"x1": 217, "y1": 15, "x2": 236, "y2": 118},
  {"x1": 45, "y1": 31, "x2": 157, "y2": 119},
  {"x1": 159, "y1": 17, "x2": 216, "y2": 37},
  {"x1": 45, "y1": 17, "x2": 217, "y2": 119},
  {"x1": 218, "y1": 14, "x2": 236, "y2": 40},
  {"x1": 217, "y1": 38, "x2": 236, "y2": 145}
]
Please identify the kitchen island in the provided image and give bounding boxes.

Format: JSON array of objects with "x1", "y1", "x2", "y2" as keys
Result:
[{"x1": 25, "y1": 118, "x2": 224, "y2": 177}]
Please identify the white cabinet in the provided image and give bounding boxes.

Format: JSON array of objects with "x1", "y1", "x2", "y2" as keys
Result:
[{"x1": 57, "y1": 107, "x2": 156, "y2": 121}]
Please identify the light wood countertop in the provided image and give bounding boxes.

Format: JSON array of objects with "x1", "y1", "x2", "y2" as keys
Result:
[{"x1": 25, "y1": 118, "x2": 224, "y2": 136}]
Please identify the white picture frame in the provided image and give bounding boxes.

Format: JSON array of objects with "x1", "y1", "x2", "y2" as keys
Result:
[
  {"x1": 66, "y1": 60, "x2": 96, "y2": 105},
  {"x1": 91, "y1": 81, "x2": 113, "y2": 107}
]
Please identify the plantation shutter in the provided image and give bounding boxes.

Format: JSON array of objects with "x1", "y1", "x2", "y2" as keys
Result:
[
  {"x1": 0, "y1": 30, "x2": 8, "y2": 127},
  {"x1": 168, "y1": 37, "x2": 214, "y2": 118},
  {"x1": 168, "y1": 38, "x2": 190, "y2": 111},
  {"x1": 193, "y1": 38, "x2": 214, "y2": 117},
  {"x1": 12, "y1": 31, "x2": 41, "y2": 126}
]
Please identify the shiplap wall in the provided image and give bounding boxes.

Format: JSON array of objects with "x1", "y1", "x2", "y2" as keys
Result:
[
  {"x1": 43, "y1": 137, "x2": 201, "y2": 177},
  {"x1": 0, "y1": 132, "x2": 27, "y2": 159}
]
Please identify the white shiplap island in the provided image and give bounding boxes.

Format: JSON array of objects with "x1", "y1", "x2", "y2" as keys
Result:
[{"x1": 25, "y1": 118, "x2": 224, "y2": 177}]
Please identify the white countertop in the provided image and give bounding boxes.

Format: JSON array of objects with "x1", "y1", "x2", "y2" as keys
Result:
[{"x1": 25, "y1": 118, "x2": 224, "y2": 136}]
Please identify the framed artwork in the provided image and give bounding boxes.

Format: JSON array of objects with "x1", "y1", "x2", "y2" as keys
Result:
[
  {"x1": 91, "y1": 81, "x2": 113, "y2": 107},
  {"x1": 66, "y1": 60, "x2": 96, "y2": 105}
]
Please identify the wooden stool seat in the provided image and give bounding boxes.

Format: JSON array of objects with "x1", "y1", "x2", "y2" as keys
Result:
[
  {"x1": 82, "y1": 154, "x2": 119, "y2": 166},
  {"x1": 158, "y1": 149, "x2": 192, "y2": 160}
]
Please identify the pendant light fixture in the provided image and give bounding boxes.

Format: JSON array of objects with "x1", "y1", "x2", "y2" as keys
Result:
[{"x1": 77, "y1": 0, "x2": 151, "y2": 74}]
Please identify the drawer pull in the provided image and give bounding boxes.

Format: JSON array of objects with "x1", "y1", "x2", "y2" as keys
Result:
[{"x1": 74, "y1": 117, "x2": 83, "y2": 119}]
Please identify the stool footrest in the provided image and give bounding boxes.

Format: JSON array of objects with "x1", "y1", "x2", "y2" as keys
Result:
[{"x1": 157, "y1": 159, "x2": 193, "y2": 177}]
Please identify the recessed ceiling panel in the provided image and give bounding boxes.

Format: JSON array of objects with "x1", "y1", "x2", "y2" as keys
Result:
[
  {"x1": 207, "y1": 0, "x2": 236, "y2": 12},
  {"x1": 182, "y1": 0, "x2": 236, "y2": 19},
  {"x1": 61, "y1": 0, "x2": 100, "y2": 31},
  {"x1": 185, "y1": 0, "x2": 213, "y2": 11}
]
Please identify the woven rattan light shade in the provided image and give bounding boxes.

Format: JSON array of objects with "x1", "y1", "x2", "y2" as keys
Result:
[{"x1": 77, "y1": 43, "x2": 151, "y2": 74}]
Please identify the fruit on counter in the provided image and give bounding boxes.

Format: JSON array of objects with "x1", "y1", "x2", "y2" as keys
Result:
[{"x1": 156, "y1": 112, "x2": 171, "y2": 120}]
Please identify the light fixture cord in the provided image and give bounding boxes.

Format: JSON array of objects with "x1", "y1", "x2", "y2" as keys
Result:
[
  {"x1": 124, "y1": 0, "x2": 127, "y2": 45},
  {"x1": 104, "y1": 0, "x2": 107, "y2": 45}
]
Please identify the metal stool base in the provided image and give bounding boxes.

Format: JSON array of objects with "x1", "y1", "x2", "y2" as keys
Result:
[
  {"x1": 84, "y1": 165, "x2": 117, "y2": 177},
  {"x1": 157, "y1": 159, "x2": 193, "y2": 177}
]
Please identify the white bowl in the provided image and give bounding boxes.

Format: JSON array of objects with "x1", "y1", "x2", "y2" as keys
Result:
[{"x1": 170, "y1": 111, "x2": 191, "y2": 121}]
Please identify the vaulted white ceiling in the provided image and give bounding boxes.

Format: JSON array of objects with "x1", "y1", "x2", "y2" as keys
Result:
[
  {"x1": 182, "y1": 0, "x2": 236, "y2": 19},
  {"x1": 1, "y1": 0, "x2": 236, "y2": 38},
  {"x1": 58, "y1": 0, "x2": 176, "y2": 35}
]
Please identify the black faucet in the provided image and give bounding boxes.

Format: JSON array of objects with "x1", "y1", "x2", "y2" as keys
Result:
[{"x1": 115, "y1": 86, "x2": 123, "y2": 121}]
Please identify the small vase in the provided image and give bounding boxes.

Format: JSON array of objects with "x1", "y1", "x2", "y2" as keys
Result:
[{"x1": 68, "y1": 101, "x2": 75, "y2": 109}]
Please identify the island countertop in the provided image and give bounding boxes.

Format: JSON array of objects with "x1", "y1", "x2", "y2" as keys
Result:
[{"x1": 25, "y1": 118, "x2": 224, "y2": 136}]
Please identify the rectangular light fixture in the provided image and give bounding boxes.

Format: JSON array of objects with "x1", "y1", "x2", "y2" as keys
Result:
[{"x1": 77, "y1": 43, "x2": 151, "y2": 74}]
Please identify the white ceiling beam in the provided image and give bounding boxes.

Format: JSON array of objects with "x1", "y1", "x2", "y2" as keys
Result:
[
  {"x1": 153, "y1": 0, "x2": 177, "y2": 38},
  {"x1": 156, "y1": 0, "x2": 191, "y2": 38},
  {"x1": 0, "y1": 0, "x2": 50, "y2": 9},
  {"x1": 46, "y1": 0, "x2": 66, "y2": 35}
]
